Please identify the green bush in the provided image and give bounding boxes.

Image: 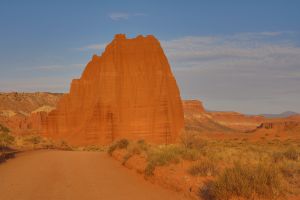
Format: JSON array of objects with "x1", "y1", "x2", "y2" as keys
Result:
[{"x1": 203, "y1": 163, "x2": 283, "y2": 200}]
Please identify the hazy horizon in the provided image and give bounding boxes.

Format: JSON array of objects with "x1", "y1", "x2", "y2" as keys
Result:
[{"x1": 0, "y1": 0, "x2": 299, "y2": 114}]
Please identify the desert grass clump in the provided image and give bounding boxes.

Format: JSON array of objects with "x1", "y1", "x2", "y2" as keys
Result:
[
  {"x1": 272, "y1": 151, "x2": 285, "y2": 163},
  {"x1": 148, "y1": 145, "x2": 182, "y2": 165},
  {"x1": 279, "y1": 160, "x2": 299, "y2": 179},
  {"x1": 203, "y1": 163, "x2": 283, "y2": 200},
  {"x1": 180, "y1": 132, "x2": 207, "y2": 149},
  {"x1": 145, "y1": 160, "x2": 156, "y2": 176},
  {"x1": 108, "y1": 139, "x2": 129, "y2": 155},
  {"x1": 181, "y1": 148, "x2": 200, "y2": 161},
  {"x1": 284, "y1": 147, "x2": 299, "y2": 161},
  {"x1": 57, "y1": 140, "x2": 73, "y2": 151},
  {"x1": 23, "y1": 135, "x2": 42, "y2": 145},
  {"x1": 82, "y1": 145, "x2": 105, "y2": 152},
  {"x1": 0, "y1": 124, "x2": 10, "y2": 133},
  {"x1": 188, "y1": 158, "x2": 218, "y2": 176},
  {"x1": 0, "y1": 132, "x2": 15, "y2": 150},
  {"x1": 145, "y1": 145, "x2": 183, "y2": 175},
  {"x1": 122, "y1": 153, "x2": 132, "y2": 165}
]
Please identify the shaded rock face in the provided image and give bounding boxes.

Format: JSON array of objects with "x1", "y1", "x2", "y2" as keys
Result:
[{"x1": 44, "y1": 34, "x2": 184, "y2": 145}]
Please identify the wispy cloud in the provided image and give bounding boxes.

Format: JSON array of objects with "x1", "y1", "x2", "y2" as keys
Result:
[
  {"x1": 108, "y1": 12, "x2": 146, "y2": 21},
  {"x1": 161, "y1": 31, "x2": 300, "y2": 72},
  {"x1": 76, "y1": 43, "x2": 107, "y2": 51},
  {"x1": 20, "y1": 63, "x2": 84, "y2": 71},
  {"x1": 160, "y1": 31, "x2": 300, "y2": 113}
]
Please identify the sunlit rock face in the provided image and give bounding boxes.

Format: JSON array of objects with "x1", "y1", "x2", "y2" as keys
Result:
[{"x1": 43, "y1": 34, "x2": 184, "y2": 145}]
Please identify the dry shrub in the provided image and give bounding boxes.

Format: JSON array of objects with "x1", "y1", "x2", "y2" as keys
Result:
[
  {"x1": 181, "y1": 148, "x2": 200, "y2": 161},
  {"x1": 272, "y1": 151, "x2": 285, "y2": 163},
  {"x1": 279, "y1": 160, "x2": 299, "y2": 179},
  {"x1": 284, "y1": 147, "x2": 299, "y2": 161},
  {"x1": 57, "y1": 140, "x2": 73, "y2": 151},
  {"x1": 188, "y1": 158, "x2": 218, "y2": 176},
  {"x1": 180, "y1": 132, "x2": 207, "y2": 149},
  {"x1": 108, "y1": 139, "x2": 129, "y2": 155},
  {"x1": 122, "y1": 141, "x2": 149, "y2": 165},
  {"x1": 145, "y1": 145, "x2": 182, "y2": 176},
  {"x1": 23, "y1": 135, "x2": 42, "y2": 145},
  {"x1": 202, "y1": 163, "x2": 284, "y2": 200},
  {"x1": 0, "y1": 132, "x2": 14, "y2": 148},
  {"x1": 82, "y1": 145, "x2": 105, "y2": 152},
  {"x1": 0, "y1": 124, "x2": 10, "y2": 133}
]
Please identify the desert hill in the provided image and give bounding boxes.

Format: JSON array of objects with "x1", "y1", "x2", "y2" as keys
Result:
[
  {"x1": 260, "y1": 111, "x2": 299, "y2": 118},
  {"x1": 0, "y1": 92, "x2": 62, "y2": 117},
  {"x1": 0, "y1": 92, "x2": 62, "y2": 135},
  {"x1": 1, "y1": 92, "x2": 299, "y2": 141}
]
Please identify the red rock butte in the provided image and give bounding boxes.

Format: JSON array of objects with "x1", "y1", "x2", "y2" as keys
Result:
[{"x1": 43, "y1": 34, "x2": 184, "y2": 145}]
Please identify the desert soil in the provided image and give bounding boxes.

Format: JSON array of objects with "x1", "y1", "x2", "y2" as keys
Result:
[{"x1": 0, "y1": 150, "x2": 188, "y2": 200}]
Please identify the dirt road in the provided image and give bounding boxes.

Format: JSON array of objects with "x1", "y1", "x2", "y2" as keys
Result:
[{"x1": 0, "y1": 150, "x2": 188, "y2": 200}]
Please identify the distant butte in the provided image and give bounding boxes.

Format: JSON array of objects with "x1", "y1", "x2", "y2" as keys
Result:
[{"x1": 42, "y1": 34, "x2": 184, "y2": 145}]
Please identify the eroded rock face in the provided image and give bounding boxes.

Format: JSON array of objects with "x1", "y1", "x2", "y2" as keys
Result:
[{"x1": 43, "y1": 34, "x2": 184, "y2": 145}]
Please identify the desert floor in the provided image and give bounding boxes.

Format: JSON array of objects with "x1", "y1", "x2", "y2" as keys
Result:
[{"x1": 0, "y1": 150, "x2": 187, "y2": 200}]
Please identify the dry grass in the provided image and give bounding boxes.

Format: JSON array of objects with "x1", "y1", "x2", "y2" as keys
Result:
[
  {"x1": 108, "y1": 139, "x2": 129, "y2": 155},
  {"x1": 109, "y1": 135, "x2": 300, "y2": 199},
  {"x1": 188, "y1": 158, "x2": 218, "y2": 176},
  {"x1": 203, "y1": 163, "x2": 284, "y2": 200}
]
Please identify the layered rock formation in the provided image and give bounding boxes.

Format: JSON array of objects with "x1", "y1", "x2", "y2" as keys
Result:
[
  {"x1": 0, "y1": 92, "x2": 62, "y2": 135},
  {"x1": 43, "y1": 34, "x2": 184, "y2": 145},
  {"x1": 0, "y1": 112, "x2": 48, "y2": 135},
  {"x1": 0, "y1": 92, "x2": 62, "y2": 117}
]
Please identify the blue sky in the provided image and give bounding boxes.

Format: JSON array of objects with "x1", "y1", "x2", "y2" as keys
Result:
[{"x1": 0, "y1": 0, "x2": 300, "y2": 114}]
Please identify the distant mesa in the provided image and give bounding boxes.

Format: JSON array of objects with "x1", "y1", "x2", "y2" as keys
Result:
[
  {"x1": 183, "y1": 100, "x2": 205, "y2": 114},
  {"x1": 260, "y1": 111, "x2": 299, "y2": 119},
  {"x1": 42, "y1": 34, "x2": 184, "y2": 145}
]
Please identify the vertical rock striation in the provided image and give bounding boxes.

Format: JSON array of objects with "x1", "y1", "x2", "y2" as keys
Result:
[{"x1": 44, "y1": 34, "x2": 184, "y2": 145}]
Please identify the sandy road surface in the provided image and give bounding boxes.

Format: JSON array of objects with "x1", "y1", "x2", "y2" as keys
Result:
[{"x1": 0, "y1": 150, "x2": 188, "y2": 200}]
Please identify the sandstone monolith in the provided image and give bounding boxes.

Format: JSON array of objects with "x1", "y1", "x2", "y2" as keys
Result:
[{"x1": 43, "y1": 34, "x2": 184, "y2": 145}]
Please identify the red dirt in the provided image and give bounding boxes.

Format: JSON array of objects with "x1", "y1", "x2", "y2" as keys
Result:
[
  {"x1": 112, "y1": 149, "x2": 204, "y2": 200},
  {"x1": 0, "y1": 150, "x2": 188, "y2": 200}
]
